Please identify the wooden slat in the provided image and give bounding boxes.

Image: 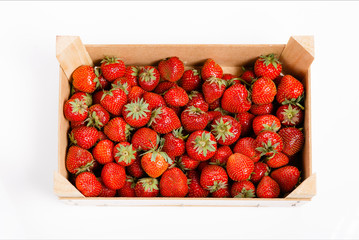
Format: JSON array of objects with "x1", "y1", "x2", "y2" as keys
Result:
[
  {"x1": 286, "y1": 173, "x2": 316, "y2": 199},
  {"x1": 54, "y1": 171, "x2": 84, "y2": 198}
]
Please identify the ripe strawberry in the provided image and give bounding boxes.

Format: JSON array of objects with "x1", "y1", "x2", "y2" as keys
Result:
[
  {"x1": 101, "y1": 162, "x2": 126, "y2": 190},
  {"x1": 164, "y1": 86, "x2": 189, "y2": 107},
  {"x1": 72, "y1": 65, "x2": 98, "y2": 93},
  {"x1": 75, "y1": 172, "x2": 102, "y2": 197},
  {"x1": 187, "y1": 170, "x2": 209, "y2": 197},
  {"x1": 127, "y1": 156, "x2": 145, "y2": 178},
  {"x1": 96, "y1": 74, "x2": 111, "y2": 90},
  {"x1": 255, "y1": 131, "x2": 283, "y2": 157},
  {"x1": 211, "y1": 185, "x2": 231, "y2": 198},
  {"x1": 222, "y1": 73, "x2": 237, "y2": 82},
  {"x1": 276, "y1": 104, "x2": 304, "y2": 127},
  {"x1": 278, "y1": 127, "x2": 304, "y2": 156},
  {"x1": 92, "y1": 139, "x2": 114, "y2": 164},
  {"x1": 231, "y1": 180, "x2": 256, "y2": 198},
  {"x1": 104, "y1": 117, "x2": 132, "y2": 142},
  {"x1": 86, "y1": 104, "x2": 110, "y2": 129},
  {"x1": 251, "y1": 77, "x2": 277, "y2": 105},
  {"x1": 211, "y1": 115, "x2": 241, "y2": 145},
  {"x1": 201, "y1": 59, "x2": 223, "y2": 81},
  {"x1": 138, "y1": 66, "x2": 160, "y2": 91},
  {"x1": 100, "y1": 56, "x2": 125, "y2": 82},
  {"x1": 251, "y1": 162, "x2": 270, "y2": 184},
  {"x1": 71, "y1": 120, "x2": 86, "y2": 129},
  {"x1": 177, "y1": 155, "x2": 200, "y2": 171},
  {"x1": 113, "y1": 142, "x2": 137, "y2": 166},
  {"x1": 153, "y1": 81, "x2": 177, "y2": 94},
  {"x1": 100, "y1": 88, "x2": 127, "y2": 116},
  {"x1": 128, "y1": 86, "x2": 146, "y2": 102},
  {"x1": 124, "y1": 66, "x2": 140, "y2": 86},
  {"x1": 64, "y1": 98, "x2": 88, "y2": 122},
  {"x1": 92, "y1": 91, "x2": 105, "y2": 105},
  {"x1": 271, "y1": 166, "x2": 300, "y2": 193},
  {"x1": 98, "y1": 177, "x2": 117, "y2": 197},
  {"x1": 186, "y1": 131, "x2": 217, "y2": 161},
  {"x1": 254, "y1": 54, "x2": 282, "y2": 80},
  {"x1": 187, "y1": 91, "x2": 209, "y2": 112},
  {"x1": 168, "y1": 106, "x2": 182, "y2": 116},
  {"x1": 208, "y1": 99, "x2": 220, "y2": 110},
  {"x1": 181, "y1": 106, "x2": 210, "y2": 132},
  {"x1": 131, "y1": 127, "x2": 158, "y2": 151},
  {"x1": 233, "y1": 137, "x2": 261, "y2": 163},
  {"x1": 70, "y1": 92, "x2": 93, "y2": 106},
  {"x1": 178, "y1": 69, "x2": 201, "y2": 92},
  {"x1": 148, "y1": 106, "x2": 181, "y2": 134},
  {"x1": 226, "y1": 153, "x2": 254, "y2": 181},
  {"x1": 252, "y1": 114, "x2": 281, "y2": 135},
  {"x1": 266, "y1": 152, "x2": 289, "y2": 168},
  {"x1": 221, "y1": 84, "x2": 251, "y2": 113},
  {"x1": 162, "y1": 127, "x2": 187, "y2": 159},
  {"x1": 276, "y1": 75, "x2": 304, "y2": 107},
  {"x1": 200, "y1": 165, "x2": 228, "y2": 193},
  {"x1": 235, "y1": 112, "x2": 255, "y2": 137},
  {"x1": 66, "y1": 146, "x2": 95, "y2": 175},
  {"x1": 250, "y1": 103, "x2": 274, "y2": 116},
  {"x1": 97, "y1": 131, "x2": 108, "y2": 141},
  {"x1": 197, "y1": 161, "x2": 210, "y2": 172},
  {"x1": 118, "y1": 176, "x2": 136, "y2": 197},
  {"x1": 142, "y1": 92, "x2": 166, "y2": 110},
  {"x1": 202, "y1": 77, "x2": 227, "y2": 104},
  {"x1": 207, "y1": 110, "x2": 224, "y2": 123},
  {"x1": 158, "y1": 57, "x2": 185, "y2": 82},
  {"x1": 111, "y1": 77, "x2": 131, "y2": 94},
  {"x1": 256, "y1": 176, "x2": 280, "y2": 198},
  {"x1": 209, "y1": 145, "x2": 232, "y2": 166},
  {"x1": 141, "y1": 147, "x2": 173, "y2": 178},
  {"x1": 122, "y1": 98, "x2": 151, "y2": 127},
  {"x1": 160, "y1": 167, "x2": 189, "y2": 197},
  {"x1": 135, "y1": 178, "x2": 160, "y2": 197},
  {"x1": 69, "y1": 126, "x2": 98, "y2": 150},
  {"x1": 240, "y1": 67, "x2": 255, "y2": 84}
]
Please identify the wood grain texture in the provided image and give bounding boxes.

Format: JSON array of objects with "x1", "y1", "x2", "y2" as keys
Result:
[
  {"x1": 286, "y1": 173, "x2": 316, "y2": 199},
  {"x1": 54, "y1": 171, "x2": 84, "y2": 198}
]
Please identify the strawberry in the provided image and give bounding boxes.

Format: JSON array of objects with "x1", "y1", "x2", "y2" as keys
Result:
[
  {"x1": 148, "y1": 106, "x2": 181, "y2": 134},
  {"x1": 201, "y1": 59, "x2": 223, "y2": 81},
  {"x1": 86, "y1": 104, "x2": 110, "y2": 129},
  {"x1": 186, "y1": 130, "x2": 217, "y2": 161},
  {"x1": 254, "y1": 54, "x2": 282, "y2": 80},
  {"x1": 235, "y1": 112, "x2": 255, "y2": 137},
  {"x1": 118, "y1": 176, "x2": 136, "y2": 197},
  {"x1": 142, "y1": 92, "x2": 166, "y2": 110},
  {"x1": 168, "y1": 106, "x2": 182, "y2": 116},
  {"x1": 207, "y1": 110, "x2": 224, "y2": 123},
  {"x1": 160, "y1": 167, "x2": 189, "y2": 197},
  {"x1": 187, "y1": 91, "x2": 209, "y2": 112},
  {"x1": 164, "y1": 86, "x2": 189, "y2": 107},
  {"x1": 187, "y1": 170, "x2": 209, "y2": 197},
  {"x1": 255, "y1": 131, "x2": 283, "y2": 157},
  {"x1": 211, "y1": 185, "x2": 231, "y2": 198},
  {"x1": 233, "y1": 137, "x2": 261, "y2": 163},
  {"x1": 98, "y1": 177, "x2": 117, "y2": 197},
  {"x1": 197, "y1": 161, "x2": 210, "y2": 172},
  {"x1": 97, "y1": 131, "x2": 108, "y2": 141},
  {"x1": 124, "y1": 66, "x2": 140, "y2": 87},
  {"x1": 252, "y1": 114, "x2": 281, "y2": 135},
  {"x1": 153, "y1": 81, "x2": 177, "y2": 94},
  {"x1": 209, "y1": 145, "x2": 232, "y2": 166},
  {"x1": 208, "y1": 99, "x2": 220, "y2": 110},
  {"x1": 271, "y1": 166, "x2": 300, "y2": 193},
  {"x1": 100, "y1": 56, "x2": 125, "y2": 82},
  {"x1": 276, "y1": 104, "x2": 304, "y2": 127},
  {"x1": 64, "y1": 98, "x2": 88, "y2": 122},
  {"x1": 141, "y1": 147, "x2": 173, "y2": 178},
  {"x1": 92, "y1": 139, "x2": 114, "y2": 165},
  {"x1": 251, "y1": 162, "x2": 270, "y2": 184},
  {"x1": 221, "y1": 84, "x2": 251, "y2": 113},
  {"x1": 227, "y1": 153, "x2": 254, "y2": 181},
  {"x1": 138, "y1": 66, "x2": 160, "y2": 91},
  {"x1": 202, "y1": 77, "x2": 227, "y2": 104},
  {"x1": 96, "y1": 74, "x2": 111, "y2": 90},
  {"x1": 200, "y1": 165, "x2": 228, "y2": 193},
  {"x1": 101, "y1": 162, "x2": 126, "y2": 190},
  {"x1": 256, "y1": 176, "x2": 280, "y2": 198},
  {"x1": 70, "y1": 92, "x2": 93, "y2": 106},
  {"x1": 240, "y1": 67, "x2": 255, "y2": 84},
  {"x1": 104, "y1": 117, "x2": 132, "y2": 142},
  {"x1": 127, "y1": 156, "x2": 145, "y2": 178},
  {"x1": 122, "y1": 98, "x2": 151, "y2": 127},
  {"x1": 231, "y1": 180, "x2": 256, "y2": 198},
  {"x1": 75, "y1": 172, "x2": 102, "y2": 197},
  {"x1": 100, "y1": 88, "x2": 127, "y2": 116},
  {"x1": 92, "y1": 91, "x2": 104, "y2": 105},
  {"x1": 135, "y1": 178, "x2": 159, "y2": 197},
  {"x1": 128, "y1": 86, "x2": 146, "y2": 103},
  {"x1": 266, "y1": 152, "x2": 289, "y2": 168},
  {"x1": 177, "y1": 155, "x2": 200, "y2": 171},
  {"x1": 278, "y1": 127, "x2": 304, "y2": 156},
  {"x1": 276, "y1": 75, "x2": 304, "y2": 107},
  {"x1": 69, "y1": 126, "x2": 98, "y2": 149},
  {"x1": 211, "y1": 115, "x2": 241, "y2": 145},
  {"x1": 158, "y1": 57, "x2": 185, "y2": 82},
  {"x1": 66, "y1": 146, "x2": 95, "y2": 175},
  {"x1": 72, "y1": 65, "x2": 98, "y2": 93},
  {"x1": 178, "y1": 69, "x2": 201, "y2": 92},
  {"x1": 71, "y1": 120, "x2": 86, "y2": 129},
  {"x1": 113, "y1": 142, "x2": 137, "y2": 166},
  {"x1": 181, "y1": 106, "x2": 209, "y2": 132},
  {"x1": 111, "y1": 78, "x2": 131, "y2": 94},
  {"x1": 131, "y1": 127, "x2": 158, "y2": 151},
  {"x1": 251, "y1": 77, "x2": 277, "y2": 105},
  {"x1": 162, "y1": 127, "x2": 187, "y2": 159},
  {"x1": 250, "y1": 103, "x2": 274, "y2": 116},
  {"x1": 222, "y1": 73, "x2": 237, "y2": 82}
]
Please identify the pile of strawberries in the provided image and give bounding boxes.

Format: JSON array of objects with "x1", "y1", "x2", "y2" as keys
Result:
[{"x1": 64, "y1": 53, "x2": 305, "y2": 198}]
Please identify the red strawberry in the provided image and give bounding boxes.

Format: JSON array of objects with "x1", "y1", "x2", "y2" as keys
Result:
[
  {"x1": 256, "y1": 176, "x2": 280, "y2": 198},
  {"x1": 250, "y1": 103, "x2": 274, "y2": 116},
  {"x1": 162, "y1": 127, "x2": 187, "y2": 159},
  {"x1": 254, "y1": 54, "x2": 282, "y2": 80},
  {"x1": 211, "y1": 185, "x2": 231, "y2": 198},
  {"x1": 122, "y1": 98, "x2": 151, "y2": 127},
  {"x1": 177, "y1": 155, "x2": 200, "y2": 171},
  {"x1": 226, "y1": 153, "x2": 254, "y2": 181},
  {"x1": 197, "y1": 161, "x2": 210, "y2": 172},
  {"x1": 66, "y1": 146, "x2": 95, "y2": 175},
  {"x1": 233, "y1": 137, "x2": 261, "y2": 163},
  {"x1": 127, "y1": 156, "x2": 145, "y2": 178},
  {"x1": 97, "y1": 131, "x2": 108, "y2": 141},
  {"x1": 211, "y1": 115, "x2": 241, "y2": 145},
  {"x1": 255, "y1": 131, "x2": 283, "y2": 157},
  {"x1": 138, "y1": 66, "x2": 160, "y2": 91},
  {"x1": 251, "y1": 77, "x2": 277, "y2": 105},
  {"x1": 202, "y1": 77, "x2": 227, "y2": 104},
  {"x1": 86, "y1": 104, "x2": 110, "y2": 129},
  {"x1": 104, "y1": 117, "x2": 132, "y2": 142},
  {"x1": 75, "y1": 172, "x2": 102, "y2": 197},
  {"x1": 158, "y1": 57, "x2": 185, "y2": 82},
  {"x1": 276, "y1": 104, "x2": 304, "y2": 127},
  {"x1": 64, "y1": 98, "x2": 88, "y2": 122},
  {"x1": 100, "y1": 88, "x2": 127, "y2": 116},
  {"x1": 187, "y1": 170, "x2": 209, "y2": 197},
  {"x1": 70, "y1": 92, "x2": 93, "y2": 106},
  {"x1": 252, "y1": 114, "x2": 281, "y2": 135},
  {"x1": 69, "y1": 126, "x2": 98, "y2": 149},
  {"x1": 276, "y1": 75, "x2": 304, "y2": 107},
  {"x1": 209, "y1": 146, "x2": 232, "y2": 166},
  {"x1": 181, "y1": 106, "x2": 210, "y2": 132},
  {"x1": 164, "y1": 86, "x2": 189, "y2": 107},
  {"x1": 153, "y1": 81, "x2": 177, "y2": 94},
  {"x1": 186, "y1": 130, "x2": 217, "y2": 161},
  {"x1": 231, "y1": 180, "x2": 256, "y2": 198},
  {"x1": 142, "y1": 92, "x2": 166, "y2": 110},
  {"x1": 251, "y1": 162, "x2": 270, "y2": 184},
  {"x1": 240, "y1": 67, "x2": 255, "y2": 84},
  {"x1": 187, "y1": 91, "x2": 209, "y2": 112},
  {"x1": 118, "y1": 176, "x2": 136, "y2": 197},
  {"x1": 148, "y1": 106, "x2": 181, "y2": 134},
  {"x1": 131, "y1": 127, "x2": 158, "y2": 151},
  {"x1": 71, "y1": 120, "x2": 86, "y2": 129},
  {"x1": 207, "y1": 110, "x2": 224, "y2": 123},
  {"x1": 111, "y1": 77, "x2": 131, "y2": 94},
  {"x1": 98, "y1": 177, "x2": 117, "y2": 197},
  {"x1": 100, "y1": 56, "x2": 125, "y2": 82},
  {"x1": 135, "y1": 178, "x2": 160, "y2": 197},
  {"x1": 271, "y1": 166, "x2": 300, "y2": 193},
  {"x1": 200, "y1": 165, "x2": 228, "y2": 193},
  {"x1": 221, "y1": 84, "x2": 251, "y2": 113},
  {"x1": 124, "y1": 66, "x2": 140, "y2": 86},
  {"x1": 92, "y1": 91, "x2": 105, "y2": 105},
  {"x1": 266, "y1": 152, "x2": 289, "y2": 168},
  {"x1": 96, "y1": 74, "x2": 111, "y2": 90},
  {"x1": 92, "y1": 139, "x2": 114, "y2": 164},
  {"x1": 278, "y1": 127, "x2": 304, "y2": 156},
  {"x1": 178, "y1": 69, "x2": 201, "y2": 92},
  {"x1": 160, "y1": 167, "x2": 189, "y2": 197},
  {"x1": 113, "y1": 142, "x2": 137, "y2": 167},
  {"x1": 201, "y1": 59, "x2": 223, "y2": 81},
  {"x1": 141, "y1": 148, "x2": 172, "y2": 178},
  {"x1": 222, "y1": 73, "x2": 237, "y2": 82},
  {"x1": 168, "y1": 106, "x2": 182, "y2": 116},
  {"x1": 235, "y1": 112, "x2": 255, "y2": 137},
  {"x1": 101, "y1": 162, "x2": 126, "y2": 190},
  {"x1": 208, "y1": 99, "x2": 220, "y2": 110},
  {"x1": 128, "y1": 86, "x2": 146, "y2": 102},
  {"x1": 72, "y1": 65, "x2": 98, "y2": 93}
]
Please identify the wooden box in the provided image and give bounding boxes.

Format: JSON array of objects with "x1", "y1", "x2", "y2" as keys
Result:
[{"x1": 54, "y1": 36, "x2": 316, "y2": 207}]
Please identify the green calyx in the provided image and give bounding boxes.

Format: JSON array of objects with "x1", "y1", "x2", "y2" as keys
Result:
[
  {"x1": 211, "y1": 117, "x2": 235, "y2": 142},
  {"x1": 207, "y1": 181, "x2": 227, "y2": 193},
  {"x1": 213, "y1": 107, "x2": 229, "y2": 116},
  {"x1": 148, "y1": 107, "x2": 162, "y2": 127},
  {"x1": 185, "y1": 106, "x2": 205, "y2": 116},
  {"x1": 139, "y1": 67, "x2": 157, "y2": 82},
  {"x1": 172, "y1": 127, "x2": 188, "y2": 140},
  {"x1": 282, "y1": 95, "x2": 305, "y2": 110},
  {"x1": 75, "y1": 160, "x2": 95, "y2": 175},
  {"x1": 262, "y1": 121, "x2": 280, "y2": 133},
  {"x1": 142, "y1": 147, "x2": 173, "y2": 165},
  {"x1": 86, "y1": 111, "x2": 104, "y2": 129},
  {"x1": 256, "y1": 139, "x2": 279, "y2": 158},
  {"x1": 188, "y1": 91, "x2": 200, "y2": 100},
  {"x1": 115, "y1": 144, "x2": 137, "y2": 164},
  {"x1": 192, "y1": 69, "x2": 199, "y2": 76},
  {"x1": 234, "y1": 188, "x2": 256, "y2": 198},
  {"x1": 206, "y1": 76, "x2": 227, "y2": 88},
  {"x1": 130, "y1": 66, "x2": 139, "y2": 77},
  {"x1": 69, "y1": 132, "x2": 77, "y2": 145},
  {"x1": 101, "y1": 56, "x2": 120, "y2": 65},
  {"x1": 259, "y1": 53, "x2": 281, "y2": 69},
  {"x1": 125, "y1": 176, "x2": 136, "y2": 188},
  {"x1": 125, "y1": 98, "x2": 150, "y2": 120},
  {"x1": 112, "y1": 82, "x2": 129, "y2": 95},
  {"x1": 101, "y1": 89, "x2": 113, "y2": 101},
  {"x1": 193, "y1": 132, "x2": 216, "y2": 157},
  {"x1": 229, "y1": 77, "x2": 250, "y2": 87},
  {"x1": 125, "y1": 124, "x2": 134, "y2": 141},
  {"x1": 70, "y1": 98, "x2": 87, "y2": 115},
  {"x1": 282, "y1": 104, "x2": 300, "y2": 125},
  {"x1": 138, "y1": 178, "x2": 159, "y2": 192},
  {"x1": 93, "y1": 67, "x2": 102, "y2": 89}
]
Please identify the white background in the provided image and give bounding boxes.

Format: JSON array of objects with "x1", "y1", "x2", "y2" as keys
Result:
[{"x1": 0, "y1": 1, "x2": 358, "y2": 239}]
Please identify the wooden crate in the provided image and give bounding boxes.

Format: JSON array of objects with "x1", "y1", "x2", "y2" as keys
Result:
[{"x1": 54, "y1": 36, "x2": 316, "y2": 207}]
